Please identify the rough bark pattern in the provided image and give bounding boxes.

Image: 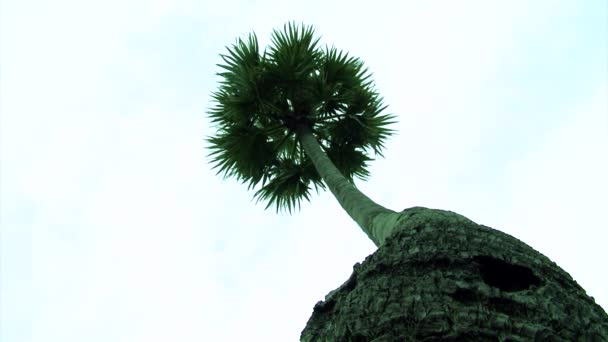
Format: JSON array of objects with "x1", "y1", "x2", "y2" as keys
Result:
[{"x1": 301, "y1": 207, "x2": 608, "y2": 341}]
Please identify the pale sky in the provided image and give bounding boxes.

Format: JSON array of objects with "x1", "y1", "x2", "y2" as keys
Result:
[{"x1": 1, "y1": 1, "x2": 607, "y2": 341}]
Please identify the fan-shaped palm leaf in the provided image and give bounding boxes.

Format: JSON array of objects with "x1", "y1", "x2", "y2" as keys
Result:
[{"x1": 206, "y1": 22, "x2": 396, "y2": 214}]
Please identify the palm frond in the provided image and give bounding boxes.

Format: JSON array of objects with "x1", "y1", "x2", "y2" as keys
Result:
[
  {"x1": 325, "y1": 142, "x2": 372, "y2": 182},
  {"x1": 206, "y1": 22, "x2": 397, "y2": 213},
  {"x1": 206, "y1": 124, "x2": 276, "y2": 189},
  {"x1": 268, "y1": 22, "x2": 322, "y2": 81},
  {"x1": 253, "y1": 158, "x2": 311, "y2": 214}
]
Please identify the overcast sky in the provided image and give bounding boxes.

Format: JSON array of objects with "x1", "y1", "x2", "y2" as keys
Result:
[{"x1": 1, "y1": 1, "x2": 607, "y2": 341}]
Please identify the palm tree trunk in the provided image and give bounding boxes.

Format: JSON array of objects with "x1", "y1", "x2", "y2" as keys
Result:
[
  {"x1": 301, "y1": 207, "x2": 608, "y2": 340},
  {"x1": 297, "y1": 125, "x2": 401, "y2": 247}
]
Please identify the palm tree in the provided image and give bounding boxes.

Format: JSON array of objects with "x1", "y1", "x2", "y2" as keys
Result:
[
  {"x1": 207, "y1": 22, "x2": 608, "y2": 341},
  {"x1": 207, "y1": 22, "x2": 401, "y2": 247}
]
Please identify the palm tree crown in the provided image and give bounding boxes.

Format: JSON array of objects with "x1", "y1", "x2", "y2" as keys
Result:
[{"x1": 207, "y1": 22, "x2": 396, "y2": 213}]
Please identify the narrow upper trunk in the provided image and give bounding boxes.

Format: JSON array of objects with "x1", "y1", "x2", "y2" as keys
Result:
[{"x1": 297, "y1": 125, "x2": 402, "y2": 247}]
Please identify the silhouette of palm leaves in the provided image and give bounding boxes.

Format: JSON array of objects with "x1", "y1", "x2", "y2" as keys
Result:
[{"x1": 207, "y1": 22, "x2": 396, "y2": 213}]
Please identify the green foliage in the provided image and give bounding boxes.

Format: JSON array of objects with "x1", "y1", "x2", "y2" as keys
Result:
[{"x1": 207, "y1": 22, "x2": 396, "y2": 213}]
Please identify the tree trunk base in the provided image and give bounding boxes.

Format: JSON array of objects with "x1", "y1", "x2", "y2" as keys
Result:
[{"x1": 301, "y1": 207, "x2": 608, "y2": 341}]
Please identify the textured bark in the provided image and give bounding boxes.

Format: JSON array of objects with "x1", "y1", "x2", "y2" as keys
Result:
[
  {"x1": 301, "y1": 207, "x2": 608, "y2": 341},
  {"x1": 297, "y1": 126, "x2": 401, "y2": 247}
]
